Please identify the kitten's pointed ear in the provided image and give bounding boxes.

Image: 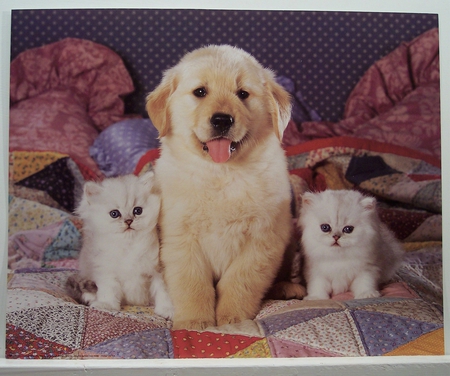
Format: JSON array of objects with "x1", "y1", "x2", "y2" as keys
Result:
[
  {"x1": 138, "y1": 171, "x2": 155, "y2": 183},
  {"x1": 146, "y1": 69, "x2": 178, "y2": 138},
  {"x1": 301, "y1": 192, "x2": 314, "y2": 206},
  {"x1": 84, "y1": 181, "x2": 103, "y2": 198},
  {"x1": 361, "y1": 196, "x2": 376, "y2": 211},
  {"x1": 138, "y1": 171, "x2": 160, "y2": 195}
]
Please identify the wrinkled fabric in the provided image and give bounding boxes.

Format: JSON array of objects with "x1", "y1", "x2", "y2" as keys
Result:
[
  {"x1": 284, "y1": 28, "x2": 440, "y2": 158},
  {"x1": 9, "y1": 38, "x2": 135, "y2": 177}
]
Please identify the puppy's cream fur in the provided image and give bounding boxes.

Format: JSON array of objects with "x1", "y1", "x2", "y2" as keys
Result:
[{"x1": 147, "y1": 45, "x2": 297, "y2": 330}]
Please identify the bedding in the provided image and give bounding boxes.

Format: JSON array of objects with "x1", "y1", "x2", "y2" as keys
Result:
[
  {"x1": 7, "y1": 31, "x2": 443, "y2": 359},
  {"x1": 9, "y1": 37, "x2": 135, "y2": 178},
  {"x1": 6, "y1": 137, "x2": 443, "y2": 359},
  {"x1": 283, "y1": 28, "x2": 440, "y2": 159}
]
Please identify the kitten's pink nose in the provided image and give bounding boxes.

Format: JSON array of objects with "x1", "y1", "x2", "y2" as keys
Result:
[
  {"x1": 333, "y1": 235, "x2": 340, "y2": 241},
  {"x1": 125, "y1": 219, "x2": 133, "y2": 226}
]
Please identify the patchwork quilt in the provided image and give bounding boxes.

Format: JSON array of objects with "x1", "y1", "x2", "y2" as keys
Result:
[{"x1": 6, "y1": 136, "x2": 443, "y2": 359}]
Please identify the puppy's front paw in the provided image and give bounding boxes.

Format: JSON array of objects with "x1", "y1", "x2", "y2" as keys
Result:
[
  {"x1": 154, "y1": 301, "x2": 175, "y2": 320},
  {"x1": 267, "y1": 281, "x2": 307, "y2": 300},
  {"x1": 216, "y1": 304, "x2": 252, "y2": 326},
  {"x1": 216, "y1": 314, "x2": 248, "y2": 327},
  {"x1": 172, "y1": 319, "x2": 216, "y2": 330}
]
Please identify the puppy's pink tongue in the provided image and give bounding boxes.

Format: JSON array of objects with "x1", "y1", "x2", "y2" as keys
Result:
[{"x1": 206, "y1": 138, "x2": 232, "y2": 163}]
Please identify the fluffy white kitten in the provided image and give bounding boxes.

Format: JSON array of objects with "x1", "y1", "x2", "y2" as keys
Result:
[
  {"x1": 73, "y1": 172, "x2": 173, "y2": 319},
  {"x1": 298, "y1": 189, "x2": 404, "y2": 300}
]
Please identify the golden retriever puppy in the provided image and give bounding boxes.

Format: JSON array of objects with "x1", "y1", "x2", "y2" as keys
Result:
[{"x1": 146, "y1": 45, "x2": 303, "y2": 330}]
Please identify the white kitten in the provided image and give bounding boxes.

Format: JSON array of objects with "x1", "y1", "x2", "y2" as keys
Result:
[
  {"x1": 298, "y1": 189, "x2": 404, "y2": 300},
  {"x1": 73, "y1": 172, "x2": 173, "y2": 319}
]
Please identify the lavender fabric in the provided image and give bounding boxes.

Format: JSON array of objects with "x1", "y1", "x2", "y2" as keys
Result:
[{"x1": 90, "y1": 118, "x2": 160, "y2": 177}]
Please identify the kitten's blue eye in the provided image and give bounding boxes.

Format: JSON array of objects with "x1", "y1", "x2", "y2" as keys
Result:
[
  {"x1": 133, "y1": 207, "x2": 143, "y2": 216},
  {"x1": 343, "y1": 226, "x2": 354, "y2": 234},
  {"x1": 110, "y1": 210, "x2": 121, "y2": 219},
  {"x1": 320, "y1": 224, "x2": 331, "y2": 233}
]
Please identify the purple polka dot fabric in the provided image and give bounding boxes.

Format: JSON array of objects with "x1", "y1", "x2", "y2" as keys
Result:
[
  {"x1": 89, "y1": 118, "x2": 160, "y2": 177},
  {"x1": 11, "y1": 10, "x2": 438, "y2": 122}
]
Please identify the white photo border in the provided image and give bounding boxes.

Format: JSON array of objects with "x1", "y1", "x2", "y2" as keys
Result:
[{"x1": 1, "y1": 1, "x2": 449, "y2": 374}]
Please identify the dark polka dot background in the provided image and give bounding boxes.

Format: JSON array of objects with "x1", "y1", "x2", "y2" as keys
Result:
[{"x1": 10, "y1": 9, "x2": 438, "y2": 122}]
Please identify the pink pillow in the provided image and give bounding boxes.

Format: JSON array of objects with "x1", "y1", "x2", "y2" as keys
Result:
[
  {"x1": 10, "y1": 38, "x2": 134, "y2": 131},
  {"x1": 285, "y1": 28, "x2": 440, "y2": 158},
  {"x1": 9, "y1": 89, "x2": 101, "y2": 176},
  {"x1": 352, "y1": 83, "x2": 440, "y2": 158},
  {"x1": 10, "y1": 38, "x2": 135, "y2": 178}
]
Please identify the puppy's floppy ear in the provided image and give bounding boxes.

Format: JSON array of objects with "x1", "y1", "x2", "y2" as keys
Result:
[
  {"x1": 264, "y1": 70, "x2": 292, "y2": 141},
  {"x1": 146, "y1": 69, "x2": 178, "y2": 138}
]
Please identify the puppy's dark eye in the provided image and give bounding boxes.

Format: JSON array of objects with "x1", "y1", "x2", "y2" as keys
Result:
[
  {"x1": 320, "y1": 224, "x2": 331, "y2": 233},
  {"x1": 343, "y1": 226, "x2": 354, "y2": 234},
  {"x1": 133, "y1": 207, "x2": 143, "y2": 216},
  {"x1": 237, "y1": 90, "x2": 249, "y2": 100},
  {"x1": 193, "y1": 87, "x2": 207, "y2": 98},
  {"x1": 110, "y1": 210, "x2": 121, "y2": 219}
]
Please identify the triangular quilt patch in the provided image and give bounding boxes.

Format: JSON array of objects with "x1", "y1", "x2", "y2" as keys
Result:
[
  {"x1": 82, "y1": 309, "x2": 162, "y2": 348},
  {"x1": 86, "y1": 328, "x2": 173, "y2": 359},
  {"x1": 273, "y1": 311, "x2": 366, "y2": 356},
  {"x1": 7, "y1": 305, "x2": 85, "y2": 349},
  {"x1": 10, "y1": 151, "x2": 68, "y2": 183},
  {"x1": 268, "y1": 336, "x2": 338, "y2": 357},
  {"x1": 258, "y1": 308, "x2": 341, "y2": 336},
  {"x1": 16, "y1": 157, "x2": 76, "y2": 212},
  {"x1": 352, "y1": 310, "x2": 442, "y2": 355},
  {"x1": 43, "y1": 218, "x2": 81, "y2": 262},
  {"x1": 6, "y1": 323, "x2": 75, "y2": 359},
  {"x1": 171, "y1": 330, "x2": 263, "y2": 358}
]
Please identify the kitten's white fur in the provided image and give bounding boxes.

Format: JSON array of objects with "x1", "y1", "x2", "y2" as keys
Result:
[
  {"x1": 299, "y1": 189, "x2": 404, "y2": 300},
  {"x1": 76, "y1": 172, "x2": 173, "y2": 319}
]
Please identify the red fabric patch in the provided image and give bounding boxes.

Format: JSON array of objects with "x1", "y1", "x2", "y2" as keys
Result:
[
  {"x1": 134, "y1": 148, "x2": 161, "y2": 175},
  {"x1": 171, "y1": 330, "x2": 263, "y2": 358},
  {"x1": 407, "y1": 174, "x2": 441, "y2": 182},
  {"x1": 289, "y1": 168, "x2": 327, "y2": 192},
  {"x1": 284, "y1": 136, "x2": 440, "y2": 168},
  {"x1": 6, "y1": 324, "x2": 74, "y2": 359}
]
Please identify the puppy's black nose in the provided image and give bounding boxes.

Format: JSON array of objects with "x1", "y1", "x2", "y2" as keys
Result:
[{"x1": 210, "y1": 113, "x2": 234, "y2": 135}]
